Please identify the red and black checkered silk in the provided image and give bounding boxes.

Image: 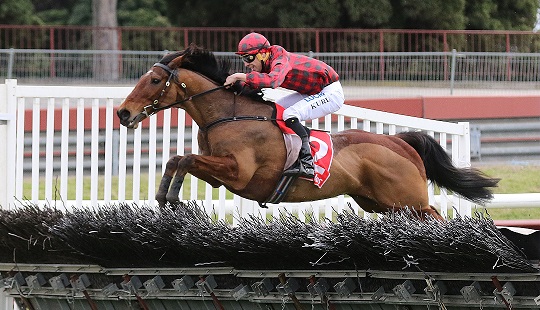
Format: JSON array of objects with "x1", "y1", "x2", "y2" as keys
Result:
[{"x1": 244, "y1": 45, "x2": 339, "y2": 95}]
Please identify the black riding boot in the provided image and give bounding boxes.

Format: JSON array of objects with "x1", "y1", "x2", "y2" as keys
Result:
[{"x1": 283, "y1": 117, "x2": 315, "y2": 179}]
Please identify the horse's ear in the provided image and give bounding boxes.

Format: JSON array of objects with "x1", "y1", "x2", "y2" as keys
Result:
[{"x1": 167, "y1": 55, "x2": 185, "y2": 70}]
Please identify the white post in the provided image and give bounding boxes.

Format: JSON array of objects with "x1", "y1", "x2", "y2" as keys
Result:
[
  {"x1": 438, "y1": 133, "x2": 449, "y2": 219},
  {"x1": 455, "y1": 122, "x2": 472, "y2": 217},
  {"x1": 190, "y1": 122, "x2": 199, "y2": 201},
  {"x1": 76, "y1": 98, "x2": 85, "y2": 208},
  {"x1": 60, "y1": 98, "x2": 70, "y2": 201},
  {"x1": 91, "y1": 98, "x2": 100, "y2": 206},
  {"x1": 132, "y1": 125, "x2": 142, "y2": 204},
  {"x1": 45, "y1": 98, "x2": 55, "y2": 202},
  {"x1": 0, "y1": 80, "x2": 17, "y2": 209},
  {"x1": 148, "y1": 114, "x2": 157, "y2": 207},
  {"x1": 0, "y1": 82, "x2": 8, "y2": 209},
  {"x1": 103, "y1": 99, "x2": 114, "y2": 203}
]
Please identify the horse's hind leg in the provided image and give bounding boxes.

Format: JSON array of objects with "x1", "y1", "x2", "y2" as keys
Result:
[
  {"x1": 351, "y1": 195, "x2": 444, "y2": 221},
  {"x1": 422, "y1": 206, "x2": 444, "y2": 221},
  {"x1": 350, "y1": 195, "x2": 379, "y2": 215},
  {"x1": 383, "y1": 205, "x2": 443, "y2": 221}
]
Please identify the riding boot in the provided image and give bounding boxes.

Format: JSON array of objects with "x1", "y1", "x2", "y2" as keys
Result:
[{"x1": 283, "y1": 117, "x2": 315, "y2": 179}]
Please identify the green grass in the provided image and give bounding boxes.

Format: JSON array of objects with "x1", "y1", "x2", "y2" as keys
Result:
[
  {"x1": 23, "y1": 174, "x2": 232, "y2": 201},
  {"x1": 23, "y1": 164, "x2": 540, "y2": 220},
  {"x1": 472, "y1": 163, "x2": 540, "y2": 220},
  {"x1": 478, "y1": 164, "x2": 540, "y2": 194},
  {"x1": 480, "y1": 207, "x2": 540, "y2": 220}
]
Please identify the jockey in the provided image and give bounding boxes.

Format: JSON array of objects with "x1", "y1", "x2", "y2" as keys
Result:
[{"x1": 225, "y1": 32, "x2": 344, "y2": 180}]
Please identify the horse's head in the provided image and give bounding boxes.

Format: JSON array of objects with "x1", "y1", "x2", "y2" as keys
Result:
[{"x1": 117, "y1": 44, "x2": 231, "y2": 128}]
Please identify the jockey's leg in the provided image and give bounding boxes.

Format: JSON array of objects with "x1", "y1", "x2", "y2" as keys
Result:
[
  {"x1": 283, "y1": 117, "x2": 315, "y2": 179},
  {"x1": 280, "y1": 81, "x2": 345, "y2": 124},
  {"x1": 280, "y1": 81, "x2": 344, "y2": 179}
]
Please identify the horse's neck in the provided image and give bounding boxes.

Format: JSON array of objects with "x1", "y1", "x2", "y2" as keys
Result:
[
  {"x1": 233, "y1": 96, "x2": 274, "y2": 116},
  {"x1": 189, "y1": 91, "x2": 274, "y2": 127}
]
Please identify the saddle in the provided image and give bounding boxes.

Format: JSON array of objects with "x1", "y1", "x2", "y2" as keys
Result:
[{"x1": 261, "y1": 104, "x2": 334, "y2": 206}]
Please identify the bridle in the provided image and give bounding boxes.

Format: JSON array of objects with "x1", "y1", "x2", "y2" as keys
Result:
[
  {"x1": 139, "y1": 62, "x2": 228, "y2": 118},
  {"x1": 135, "y1": 62, "x2": 272, "y2": 131}
]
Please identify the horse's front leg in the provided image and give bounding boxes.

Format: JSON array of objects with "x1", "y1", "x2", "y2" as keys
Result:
[
  {"x1": 156, "y1": 155, "x2": 182, "y2": 207},
  {"x1": 157, "y1": 154, "x2": 239, "y2": 207}
]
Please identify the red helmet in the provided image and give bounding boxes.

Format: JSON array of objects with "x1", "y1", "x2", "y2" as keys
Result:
[{"x1": 236, "y1": 32, "x2": 271, "y2": 55}]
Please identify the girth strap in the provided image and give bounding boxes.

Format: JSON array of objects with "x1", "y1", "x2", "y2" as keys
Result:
[{"x1": 259, "y1": 174, "x2": 298, "y2": 208}]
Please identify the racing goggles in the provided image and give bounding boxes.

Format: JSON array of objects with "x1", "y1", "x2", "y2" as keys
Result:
[{"x1": 240, "y1": 53, "x2": 257, "y2": 63}]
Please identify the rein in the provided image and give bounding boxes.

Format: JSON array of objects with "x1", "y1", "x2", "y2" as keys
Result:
[
  {"x1": 140, "y1": 63, "x2": 228, "y2": 117},
  {"x1": 140, "y1": 62, "x2": 276, "y2": 131},
  {"x1": 202, "y1": 115, "x2": 270, "y2": 131}
]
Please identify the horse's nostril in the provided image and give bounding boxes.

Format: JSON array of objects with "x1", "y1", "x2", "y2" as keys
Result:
[{"x1": 117, "y1": 109, "x2": 131, "y2": 121}]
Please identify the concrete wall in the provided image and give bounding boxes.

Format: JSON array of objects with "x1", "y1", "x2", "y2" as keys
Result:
[{"x1": 346, "y1": 95, "x2": 540, "y2": 163}]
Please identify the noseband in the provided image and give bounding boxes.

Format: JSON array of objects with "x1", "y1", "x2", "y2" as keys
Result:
[{"x1": 139, "y1": 62, "x2": 227, "y2": 118}]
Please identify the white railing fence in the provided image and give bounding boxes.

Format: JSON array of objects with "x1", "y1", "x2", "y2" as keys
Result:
[{"x1": 1, "y1": 79, "x2": 525, "y2": 222}]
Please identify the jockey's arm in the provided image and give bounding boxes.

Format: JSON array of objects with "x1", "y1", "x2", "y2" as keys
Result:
[{"x1": 224, "y1": 73, "x2": 246, "y2": 87}]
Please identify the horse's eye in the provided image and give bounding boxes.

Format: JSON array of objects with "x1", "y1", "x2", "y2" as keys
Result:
[{"x1": 151, "y1": 78, "x2": 161, "y2": 84}]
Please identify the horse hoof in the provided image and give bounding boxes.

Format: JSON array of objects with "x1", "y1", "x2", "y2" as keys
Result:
[
  {"x1": 156, "y1": 192, "x2": 167, "y2": 204},
  {"x1": 166, "y1": 194, "x2": 181, "y2": 206}
]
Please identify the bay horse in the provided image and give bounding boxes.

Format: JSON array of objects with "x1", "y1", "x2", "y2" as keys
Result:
[{"x1": 117, "y1": 45, "x2": 499, "y2": 220}]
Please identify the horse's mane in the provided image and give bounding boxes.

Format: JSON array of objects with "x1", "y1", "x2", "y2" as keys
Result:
[
  {"x1": 159, "y1": 44, "x2": 230, "y2": 84},
  {"x1": 159, "y1": 44, "x2": 266, "y2": 102}
]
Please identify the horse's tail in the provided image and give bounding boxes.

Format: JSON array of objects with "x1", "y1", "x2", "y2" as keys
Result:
[{"x1": 396, "y1": 131, "x2": 500, "y2": 204}]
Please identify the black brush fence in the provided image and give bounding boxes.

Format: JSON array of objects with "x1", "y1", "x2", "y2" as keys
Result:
[
  {"x1": 0, "y1": 201, "x2": 539, "y2": 310},
  {"x1": 0, "y1": 202, "x2": 534, "y2": 272}
]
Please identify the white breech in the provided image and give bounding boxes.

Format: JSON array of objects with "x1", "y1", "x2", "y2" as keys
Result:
[{"x1": 279, "y1": 81, "x2": 344, "y2": 121}]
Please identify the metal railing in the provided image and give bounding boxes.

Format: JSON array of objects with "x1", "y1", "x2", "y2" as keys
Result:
[
  {"x1": 2, "y1": 49, "x2": 540, "y2": 98},
  {"x1": 2, "y1": 25, "x2": 540, "y2": 52}
]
